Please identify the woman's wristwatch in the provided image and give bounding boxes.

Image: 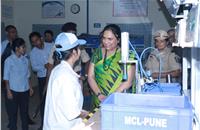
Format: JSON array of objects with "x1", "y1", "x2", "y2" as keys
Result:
[{"x1": 96, "y1": 92, "x2": 102, "y2": 97}]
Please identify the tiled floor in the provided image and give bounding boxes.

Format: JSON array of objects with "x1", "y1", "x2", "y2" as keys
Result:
[{"x1": 1, "y1": 87, "x2": 92, "y2": 130}]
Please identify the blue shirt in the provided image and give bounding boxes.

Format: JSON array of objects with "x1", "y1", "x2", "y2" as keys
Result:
[
  {"x1": 4, "y1": 54, "x2": 30, "y2": 92},
  {"x1": 29, "y1": 43, "x2": 52, "y2": 77}
]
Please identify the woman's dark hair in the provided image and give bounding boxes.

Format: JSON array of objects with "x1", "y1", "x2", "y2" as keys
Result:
[
  {"x1": 53, "y1": 45, "x2": 79, "y2": 62},
  {"x1": 61, "y1": 22, "x2": 77, "y2": 32},
  {"x1": 12, "y1": 38, "x2": 25, "y2": 52},
  {"x1": 100, "y1": 24, "x2": 121, "y2": 43}
]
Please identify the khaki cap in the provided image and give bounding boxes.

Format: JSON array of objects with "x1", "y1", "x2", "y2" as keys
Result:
[{"x1": 154, "y1": 30, "x2": 168, "y2": 40}]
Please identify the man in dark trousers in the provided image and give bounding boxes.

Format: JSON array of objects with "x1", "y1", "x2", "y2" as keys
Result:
[{"x1": 1, "y1": 25, "x2": 18, "y2": 128}]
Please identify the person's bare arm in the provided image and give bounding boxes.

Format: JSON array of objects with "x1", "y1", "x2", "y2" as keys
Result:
[
  {"x1": 87, "y1": 63, "x2": 106, "y2": 101},
  {"x1": 116, "y1": 65, "x2": 135, "y2": 92},
  {"x1": 84, "y1": 61, "x2": 90, "y2": 76},
  {"x1": 43, "y1": 63, "x2": 54, "y2": 95},
  {"x1": 5, "y1": 80, "x2": 13, "y2": 99},
  {"x1": 152, "y1": 69, "x2": 181, "y2": 79}
]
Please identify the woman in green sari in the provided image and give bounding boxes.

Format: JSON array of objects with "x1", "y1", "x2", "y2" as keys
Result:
[{"x1": 88, "y1": 24, "x2": 135, "y2": 108}]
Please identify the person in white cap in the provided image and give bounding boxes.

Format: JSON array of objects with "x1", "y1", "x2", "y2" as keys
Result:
[
  {"x1": 43, "y1": 32, "x2": 89, "y2": 130},
  {"x1": 145, "y1": 30, "x2": 181, "y2": 83}
]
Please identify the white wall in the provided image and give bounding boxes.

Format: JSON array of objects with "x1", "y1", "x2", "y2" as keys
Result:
[
  {"x1": 89, "y1": 0, "x2": 170, "y2": 35},
  {"x1": 2, "y1": 0, "x2": 171, "y2": 50},
  {"x1": 12, "y1": 0, "x2": 87, "y2": 51},
  {"x1": 1, "y1": 0, "x2": 15, "y2": 25}
]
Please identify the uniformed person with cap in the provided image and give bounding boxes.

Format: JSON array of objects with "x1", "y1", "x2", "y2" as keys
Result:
[{"x1": 145, "y1": 30, "x2": 181, "y2": 83}]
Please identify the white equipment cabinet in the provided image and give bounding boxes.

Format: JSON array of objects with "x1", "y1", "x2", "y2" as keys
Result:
[
  {"x1": 163, "y1": 0, "x2": 200, "y2": 129},
  {"x1": 161, "y1": 0, "x2": 200, "y2": 129}
]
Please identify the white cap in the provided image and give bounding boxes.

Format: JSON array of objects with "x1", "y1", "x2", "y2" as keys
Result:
[{"x1": 55, "y1": 33, "x2": 86, "y2": 52}]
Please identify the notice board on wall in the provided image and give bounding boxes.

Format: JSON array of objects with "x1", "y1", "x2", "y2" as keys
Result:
[{"x1": 113, "y1": 0, "x2": 148, "y2": 17}]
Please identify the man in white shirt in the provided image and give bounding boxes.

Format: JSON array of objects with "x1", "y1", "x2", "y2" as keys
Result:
[
  {"x1": 1, "y1": 25, "x2": 17, "y2": 55},
  {"x1": 1, "y1": 25, "x2": 18, "y2": 84},
  {"x1": 29, "y1": 32, "x2": 53, "y2": 129},
  {"x1": 44, "y1": 30, "x2": 54, "y2": 46}
]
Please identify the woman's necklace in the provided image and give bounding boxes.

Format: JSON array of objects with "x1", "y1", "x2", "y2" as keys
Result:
[{"x1": 103, "y1": 48, "x2": 118, "y2": 71}]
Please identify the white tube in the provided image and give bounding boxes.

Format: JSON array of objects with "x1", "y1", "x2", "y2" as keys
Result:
[{"x1": 121, "y1": 32, "x2": 129, "y2": 63}]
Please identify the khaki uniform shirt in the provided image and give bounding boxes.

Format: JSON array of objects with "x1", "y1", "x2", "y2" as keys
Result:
[
  {"x1": 74, "y1": 49, "x2": 90, "y2": 73},
  {"x1": 145, "y1": 47, "x2": 181, "y2": 83}
]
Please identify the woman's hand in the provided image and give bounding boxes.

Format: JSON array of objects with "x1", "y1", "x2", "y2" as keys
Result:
[
  {"x1": 7, "y1": 90, "x2": 13, "y2": 99},
  {"x1": 80, "y1": 110, "x2": 89, "y2": 119},
  {"x1": 98, "y1": 94, "x2": 106, "y2": 102},
  {"x1": 29, "y1": 88, "x2": 34, "y2": 97}
]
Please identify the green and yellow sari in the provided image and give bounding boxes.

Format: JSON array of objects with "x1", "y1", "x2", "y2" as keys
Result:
[{"x1": 91, "y1": 47, "x2": 134, "y2": 107}]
